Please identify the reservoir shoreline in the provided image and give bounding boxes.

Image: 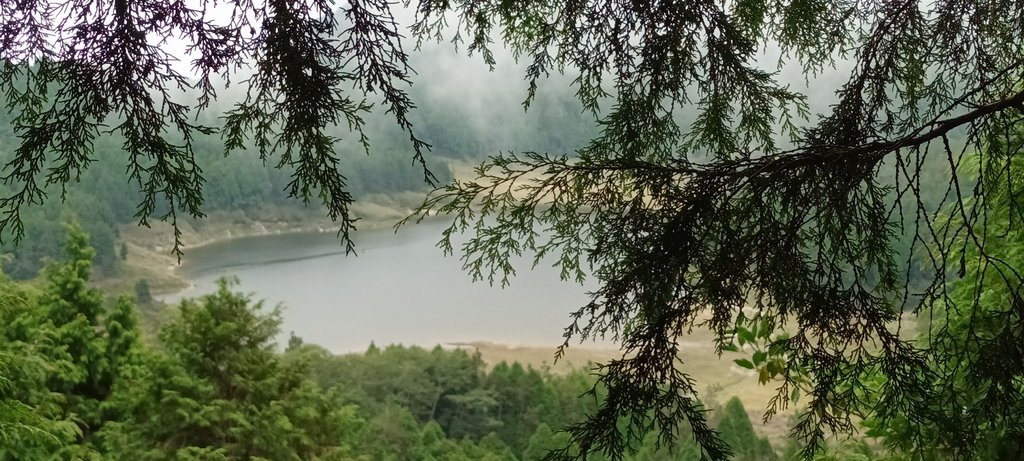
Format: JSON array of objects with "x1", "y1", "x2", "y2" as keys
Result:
[
  {"x1": 107, "y1": 194, "x2": 438, "y2": 294},
  {"x1": 119, "y1": 212, "x2": 792, "y2": 429},
  {"x1": 152, "y1": 218, "x2": 599, "y2": 354}
]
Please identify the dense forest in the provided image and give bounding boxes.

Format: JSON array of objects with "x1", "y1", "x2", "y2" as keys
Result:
[
  {"x1": 9, "y1": 210, "x2": 1017, "y2": 459},
  {"x1": 0, "y1": 87, "x2": 996, "y2": 461},
  {"x1": 0, "y1": 100, "x2": 959, "y2": 299},
  {"x1": 0, "y1": 85, "x2": 598, "y2": 281},
  {"x1": 5, "y1": 0, "x2": 1024, "y2": 457},
  {"x1": 0, "y1": 223, "x2": 867, "y2": 460},
  {"x1": 0, "y1": 73, "x2": 1001, "y2": 460}
]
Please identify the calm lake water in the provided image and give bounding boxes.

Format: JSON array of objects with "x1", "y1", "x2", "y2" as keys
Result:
[{"x1": 162, "y1": 219, "x2": 597, "y2": 353}]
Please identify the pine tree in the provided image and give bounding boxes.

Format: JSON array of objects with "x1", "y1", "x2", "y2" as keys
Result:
[
  {"x1": 32, "y1": 222, "x2": 142, "y2": 457},
  {"x1": 0, "y1": 276, "x2": 79, "y2": 459},
  {"x1": 0, "y1": 223, "x2": 145, "y2": 459},
  {"x1": 715, "y1": 398, "x2": 777, "y2": 461},
  {"x1": 101, "y1": 278, "x2": 361, "y2": 460},
  {"x1": 523, "y1": 423, "x2": 570, "y2": 461}
]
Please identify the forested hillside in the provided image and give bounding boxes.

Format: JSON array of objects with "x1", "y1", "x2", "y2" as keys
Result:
[
  {"x1": 0, "y1": 86, "x2": 597, "y2": 281},
  {"x1": 0, "y1": 224, "x2": 834, "y2": 460},
  {"x1": 8, "y1": 147, "x2": 1021, "y2": 458}
]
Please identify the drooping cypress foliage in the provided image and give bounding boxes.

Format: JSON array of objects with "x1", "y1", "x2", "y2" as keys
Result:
[
  {"x1": 0, "y1": 0, "x2": 434, "y2": 255},
  {"x1": 864, "y1": 128, "x2": 1024, "y2": 459},
  {"x1": 5, "y1": 1, "x2": 1024, "y2": 459},
  {"x1": 402, "y1": 3, "x2": 1024, "y2": 460}
]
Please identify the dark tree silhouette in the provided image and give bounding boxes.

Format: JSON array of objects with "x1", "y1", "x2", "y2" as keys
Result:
[{"x1": 4, "y1": 1, "x2": 1024, "y2": 459}]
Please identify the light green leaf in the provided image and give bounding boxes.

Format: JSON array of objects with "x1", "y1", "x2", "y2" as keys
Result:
[{"x1": 734, "y1": 358, "x2": 755, "y2": 370}]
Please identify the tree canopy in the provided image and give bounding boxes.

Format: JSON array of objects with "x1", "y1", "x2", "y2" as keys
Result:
[
  {"x1": 4, "y1": 0, "x2": 1024, "y2": 459},
  {"x1": 4, "y1": 224, "x2": 819, "y2": 460}
]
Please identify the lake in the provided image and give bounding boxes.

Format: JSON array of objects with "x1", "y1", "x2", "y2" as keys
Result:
[{"x1": 162, "y1": 219, "x2": 599, "y2": 353}]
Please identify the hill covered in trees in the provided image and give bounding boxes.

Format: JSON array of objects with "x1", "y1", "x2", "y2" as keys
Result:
[
  {"x1": 8, "y1": 141, "x2": 1023, "y2": 458},
  {"x1": 1, "y1": 224, "x2": 844, "y2": 460},
  {"x1": 0, "y1": 84, "x2": 597, "y2": 281}
]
